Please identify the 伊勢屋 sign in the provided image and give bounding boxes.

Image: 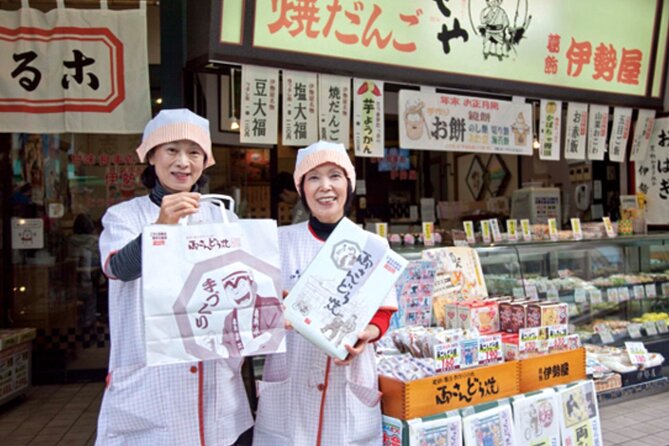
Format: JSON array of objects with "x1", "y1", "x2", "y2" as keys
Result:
[{"x1": 209, "y1": 0, "x2": 669, "y2": 108}]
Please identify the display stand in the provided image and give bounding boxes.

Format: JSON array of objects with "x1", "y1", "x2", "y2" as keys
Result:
[{"x1": 0, "y1": 328, "x2": 36, "y2": 406}]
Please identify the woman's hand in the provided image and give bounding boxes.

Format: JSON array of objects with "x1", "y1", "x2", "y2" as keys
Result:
[
  {"x1": 281, "y1": 290, "x2": 294, "y2": 330},
  {"x1": 155, "y1": 192, "x2": 201, "y2": 224},
  {"x1": 334, "y1": 324, "x2": 380, "y2": 366}
]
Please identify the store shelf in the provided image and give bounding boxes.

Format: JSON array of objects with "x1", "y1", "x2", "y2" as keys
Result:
[{"x1": 597, "y1": 376, "x2": 668, "y2": 407}]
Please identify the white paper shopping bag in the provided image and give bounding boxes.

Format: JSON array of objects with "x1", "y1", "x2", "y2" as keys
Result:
[{"x1": 142, "y1": 194, "x2": 285, "y2": 366}]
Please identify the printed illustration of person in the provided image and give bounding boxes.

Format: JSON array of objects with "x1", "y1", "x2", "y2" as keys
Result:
[
  {"x1": 220, "y1": 270, "x2": 285, "y2": 356},
  {"x1": 479, "y1": 0, "x2": 510, "y2": 59},
  {"x1": 321, "y1": 314, "x2": 358, "y2": 347}
]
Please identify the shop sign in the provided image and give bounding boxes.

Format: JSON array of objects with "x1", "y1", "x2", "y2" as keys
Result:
[
  {"x1": 11, "y1": 218, "x2": 43, "y2": 250},
  {"x1": 635, "y1": 117, "x2": 669, "y2": 225},
  {"x1": 239, "y1": 0, "x2": 668, "y2": 105},
  {"x1": 587, "y1": 105, "x2": 610, "y2": 161},
  {"x1": 608, "y1": 107, "x2": 633, "y2": 163},
  {"x1": 564, "y1": 102, "x2": 588, "y2": 160},
  {"x1": 519, "y1": 347, "x2": 586, "y2": 392},
  {"x1": 539, "y1": 99, "x2": 562, "y2": 161},
  {"x1": 398, "y1": 90, "x2": 532, "y2": 155},
  {"x1": 318, "y1": 74, "x2": 350, "y2": 147},
  {"x1": 282, "y1": 70, "x2": 318, "y2": 146},
  {"x1": 0, "y1": 3, "x2": 150, "y2": 133},
  {"x1": 629, "y1": 109, "x2": 656, "y2": 162},
  {"x1": 353, "y1": 78, "x2": 384, "y2": 157},
  {"x1": 240, "y1": 65, "x2": 279, "y2": 144}
]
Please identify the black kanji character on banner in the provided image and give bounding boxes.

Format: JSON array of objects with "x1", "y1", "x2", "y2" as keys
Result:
[
  {"x1": 62, "y1": 50, "x2": 100, "y2": 90},
  {"x1": 12, "y1": 51, "x2": 42, "y2": 92}
]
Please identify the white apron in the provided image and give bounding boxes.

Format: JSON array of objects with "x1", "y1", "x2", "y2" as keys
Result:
[
  {"x1": 253, "y1": 222, "x2": 397, "y2": 446},
  {"x1": 96, "y1": 196, "x2": 253, "y2": 446}
]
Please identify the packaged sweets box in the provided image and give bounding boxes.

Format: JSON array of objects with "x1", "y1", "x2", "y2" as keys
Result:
[{"x1": 284, "y1": 217, "x2": 408, "y2": 360}]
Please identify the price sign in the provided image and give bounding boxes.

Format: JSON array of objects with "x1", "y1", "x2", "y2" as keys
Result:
[
  {"x1": 574, "y1": 288, "x2": 587, "y2": 303},
  {"x1": 434, "y1": 342, "x2": 461, "y2": 373},
  {"x1": 375, "y1": 222, "x2": 388, "y2": 238},
  {"x1": 589, "y1": 289, "x2": 603, "y2": 305},
  {"x1": 618, "y1": 287, "x2": 630, "y2": 302},
  {"x1": 489, "y1": 219, "x2": 503, "y2": 243},
  {"x1": 463, "y1": 221, "x2": 476, "y2": 244},
  {"x1": 633, "y1": 285, "x2": 646, "y2": 300},
  {"x1": 570, "y1": 218, "x2": 583, "y2": 240},
  {"x1": 662, "y1": 282, "x2": 669, "y2": 297},
  {"x1": 645, "y1": 283, "x2": 657, "y2": 298},
  {"x1": 547, "y1": 218, "x2": 559, "y2": 241},
  {"x1": 598, "y1": 327, "x2": 615, "y2": 344},
  {"x1": 547, "y1": 288, "x2": 559, "y2": 300},
  {"x1": 507, "y1": 219, "x2": 518, "y2": 242},
  {"x1": 520, "y1": 219, "x2": 532, "y2": 241},
  {"x1": 643, "y1": 321, "x2": 658, "y2": 336},
  {"x1": 602, "y1": 217, "x2": 616, "y2": 238},
  {"x1": 657, "y1": 320, "x2": 669, "y2": 334},
  {"x1": 625, "y1": 341, "x2": 649, "y2": 365},
  {"x1": 627, "y1": 323, "x2": 643, "y2": 339},
  {"x1": 480, "y1": 220, "x2": 491, "y2": 243},
  {"x1": 607, "y1": 288, "x2": 619, "y2": 303}
]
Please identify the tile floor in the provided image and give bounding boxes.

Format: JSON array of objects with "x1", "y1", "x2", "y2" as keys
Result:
[{"x1": 0, "y1": 383, "x2": 667, "y2": 445}]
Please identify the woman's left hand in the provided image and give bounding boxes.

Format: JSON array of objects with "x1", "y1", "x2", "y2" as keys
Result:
[{"x1": 333, "y1": 324, "x2": 380, "y2": 366}]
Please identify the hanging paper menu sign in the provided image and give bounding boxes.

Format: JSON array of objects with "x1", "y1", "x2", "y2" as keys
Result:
[
  {"x1": 240, "y1": 65, "x2": 279, "y2": 144},
  {"x1": 564, "y1": 102, "x2": 588, "y2": 160},
  {"x1": 539, "y1": 99, "x2": 562, "y2": 160},
  {"x1": 629, "y1": 109, "x2": 656, "y2": 161},
  {"x1": 587, "y1": 104, "x2": 609, "y2": 161},
  {"x1": 353, "y1": 78, "x2": 384, "y2": 157},
  {"x1": 318, "y1": 74, "x2": 350, "y2": 147},
  {"x1": 608, "y1": 107, "x2": 633, "y2": 162},
  {"x1": 282, "y1": 70, "x2": 318, "y2": 146}
]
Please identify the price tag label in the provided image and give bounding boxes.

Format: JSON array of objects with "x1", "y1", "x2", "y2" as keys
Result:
[
  {"x1": 627, "y1": 323, "x2": 643, "y2": 339},
  {"x1": 589, "y1": 289, "x2": 603, "y2": 305},
  {"x1": 574, "y1": 288, "x2": 587, "y2": 303},
  {"x1": 507, "y1": 219, "x2": 518, "y2": 242},
  {"x1": 645, "y1": 283, "x2": 657, "y2": 298},
  {"x1": 480, "y1": 220, "x2": 491, "y2": 244},
  {"x1": 375, "y1": 222, "x2": 388, "y2": 238},
  {"x1": 643, "y1": 321, "x2": 658, "y2": 336},
  {"x1": 657, "y1": 320, "x2": 669, "y2": 334},
  {"x1": 607, "y1": 288, "x2": 619, "y2": 303},
  {"x1": 463, "y1": 221, "x2": 476, "y2": 244},
  {"x1": 489, "y1": 219, "x2": 503, "y2": 243},
  {"x1": 520, "y1": 219, "x2": 532, "y2": 241},
  {"x1": 570, "y1": 218, "x2": 583, "y2": 240},
  {"x1": 662, "y1": 282, "x2": 669, "y2": 298},
  {"x1": 633, "y1": 285, "x2": 646, "y2": 300},
  {"x1": 434, "y1": 342, "x2": 461, "y2": 373},
  {"x1": 602, "y1": 217, "x2": 617, "y2": 238},
  {"x1": 598, "y1": 327, "x2": 615, "y2": 344},
  {"x1": 547, "y1": 218, "x2": 559, "y2": 241},
  {"x1": 618, "y1": 287, "x2": 630, "y2": 302},
  {"x1": 422, "y1": 222, "x2": 435, "y2": 247},
  {"x1": 625, "y1": 341, "x2": 649, "y2": 365}
]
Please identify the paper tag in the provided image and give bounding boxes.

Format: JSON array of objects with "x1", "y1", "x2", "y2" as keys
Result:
[
  {"x1": 489, "y1": 219, "x2": 503, "y2": 242},
  {"x1": 625, "y1": 341, "x2": 649, "y2": 365},
  {"x1": 589, "y1": 289, "x2": 603, "y2": 305},
  {"x1": 633, "y1": 285, "x2": 646, "y2": 300},
  {"x1": 507, "y1": 219, "x2": 518, "y2": 242},
  {"x1": 574, "y1": 288, "x2": 587, "y2": 303},
  {"x1": 602, "y1": 217, "x2": 617, "y2": 237},
  {"x1": 657, "y1": 320, "x2": 669, "y2": 334},
  {"x1": 627, "y1": 323, "x2": 643, "y2": 339},
  {"x1": 598, "y1": 327, "x2": 615, "y2": 344},
  {"x1": 520, "y1": 219, "x2": 532, "y2": 241},
  {"x1": 422, "y1": 222, "x2": 435, "y2": 246},
  {"x1": 607, "y1": 288, "x2": 619, "y2": 303},
  {"x1": 662, "y1": 282, "x2": 669, "y2": 297},
  {"x1": 618, "y1": 287, "x2": 630, "y2": 302},
  {"x1": 526, "y1": 285, "x2": 539, "y2": 300},
  {"x1": 547, "y1": 288, "x2": 559, "y2": 300},
  {"x1": 645, "y1": 283, "x2": 657, "y2": 298},
  {"x1": 478, "y1": 334, "x2": 503, "y2": 365},
  {"x1": 570, "y1": 218, "x2": 583, "y2": 240},
  {"x1": 375, "y1": 222, "x2": 388, "y2": 238},
  {"x1": 643, "y1": 321, "x2": 658, "y2": 336},
  {"x1": 547, "y1": 218, "x2": 559, "y2": 241},
  {"x1": 434, "y1": 342, "x2": 461, "y2": 373},
  {"x1": 463, "y1": 220, "x2": 476, "y2": 244},
  {"x1": 480, "y1": 220, "x2": 491, "y2": 243}
]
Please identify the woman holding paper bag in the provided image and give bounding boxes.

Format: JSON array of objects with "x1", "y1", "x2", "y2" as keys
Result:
[
  {"x1": 96, "y1": 109, "x2": 253, "y2": 445},
  {"x1": 253, "y1": 141, "x2": 398, "y2": 445}
]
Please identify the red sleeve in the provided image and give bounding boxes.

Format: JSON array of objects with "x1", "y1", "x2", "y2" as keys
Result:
[{"x1": 368, "y1": 308, "x2": 396, "y2": 343}]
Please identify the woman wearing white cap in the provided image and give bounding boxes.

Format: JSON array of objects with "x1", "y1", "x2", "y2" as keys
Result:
[
  {"x1": 253, "y1": 141, "x2": 398, "y2": 445},
  {"x1": 96, "y1": 109, "x2": 252, "y2": 445}
]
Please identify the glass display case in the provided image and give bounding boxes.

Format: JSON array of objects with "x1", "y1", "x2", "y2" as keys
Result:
[{"x1": 396, "y1": 234, "x2": 669, "y2": 356}]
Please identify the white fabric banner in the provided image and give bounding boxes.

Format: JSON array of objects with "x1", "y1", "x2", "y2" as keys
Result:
[
  {"x1": 630, "y1": 109, "x2": 657, "y2": 162},
  {"x1": 587, "y1": 104, "x2": 609, "y2": 161},
  {"x1": 635, "y1": 117, "x2": 669, "y2": 225},
  {"x1": 539, "y1": 99, "x2": 562, "y2": 160},
  {"x1": 608, "y1": 107, "x2": 633, "y2": 162},
  {"x1": 282, "y1": 70, "x2": 318, "y2": 146},
  {"x1": 399, "y1": 90, "x2": 533, "y2": 155},
  {"x1": 0, "y1": 5, "x2": 150, "y2": 133},
  {"x1": 564, "y1": 102, "x2": 588, "y2": 160},
  {"x1": 240, "y1": 65, "x2": 279, "y2": 144},
  {"x1": 318, "y1": 74, "x2": 350, "y2": 147},
  {"x1": 353, "y1": 78, "x2": 384, "y2": 157}
]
